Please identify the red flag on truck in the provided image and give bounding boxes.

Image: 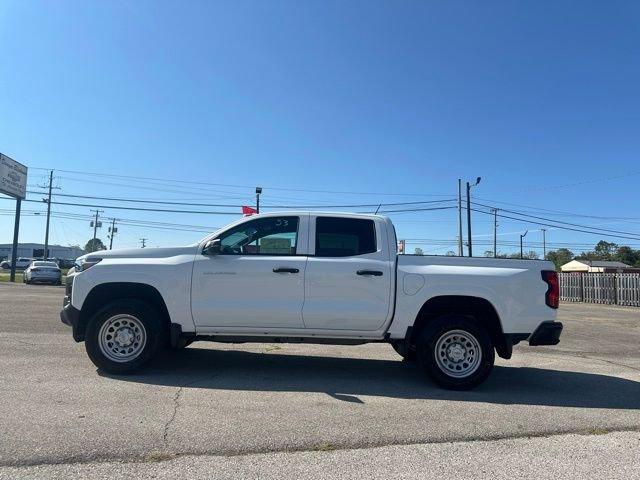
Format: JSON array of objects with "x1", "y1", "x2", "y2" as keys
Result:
[{"x1": 242, "y1": 205, "x2": 258, "y2": 216}]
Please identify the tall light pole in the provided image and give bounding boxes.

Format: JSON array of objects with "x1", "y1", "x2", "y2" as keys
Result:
[
  {"x1": 255, "y1": 187, "x2": 262, "y2": 214},
  {"x1": 520, "y1": 230, "x2": 528, "y2": 259},
  {"x1": 466, "y1": 177, "x2": 481, "y2": 257},
  {"x1": 492, "y1": 208, "x2": 498, "y2": 258},
  {"x1": 457, "y1": 179, "x2": 463, "y2": 256},
  {"x1": 541, "y1": 228, "x2": 547, "y2": 259}
]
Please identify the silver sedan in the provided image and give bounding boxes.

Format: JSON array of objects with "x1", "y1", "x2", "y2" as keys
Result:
[{"x1": 23, "y1": 261, "x2": 62, "y2": 285}]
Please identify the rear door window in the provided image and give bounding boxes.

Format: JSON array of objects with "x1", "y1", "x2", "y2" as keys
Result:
[{"x1": 315, "y1": 217, "x2": 376, "y2": 257}]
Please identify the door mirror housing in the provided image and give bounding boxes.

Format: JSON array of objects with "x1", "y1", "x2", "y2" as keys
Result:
[{"x1": 203, "y1": 239, "x2": 221, "y2": 256}]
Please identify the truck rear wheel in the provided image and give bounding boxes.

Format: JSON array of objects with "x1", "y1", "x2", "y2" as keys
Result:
[
  {"x1": 85, "y1": 299, "x2": 166, "y2": 374},
  {"x1": 416, "y1": 315, "x2": 494, "y2": 390}
]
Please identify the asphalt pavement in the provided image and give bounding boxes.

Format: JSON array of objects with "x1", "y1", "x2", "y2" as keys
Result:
[{"x1": 0, "y1": 283, "x2": 638, "y2": 478}]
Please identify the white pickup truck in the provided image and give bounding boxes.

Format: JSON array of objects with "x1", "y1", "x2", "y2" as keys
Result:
[{"x1": 61, "y1": 212, "x2": 562, "y2": 389}]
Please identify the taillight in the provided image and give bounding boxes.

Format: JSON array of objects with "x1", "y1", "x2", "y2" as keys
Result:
[{"x1": 542, "y1": 270, "x2": 559, "y2": 309}]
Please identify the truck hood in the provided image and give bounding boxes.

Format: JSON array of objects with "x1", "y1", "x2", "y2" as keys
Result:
[{"x1": 79, "y1": 245, "x2": 199, "y2": 262}]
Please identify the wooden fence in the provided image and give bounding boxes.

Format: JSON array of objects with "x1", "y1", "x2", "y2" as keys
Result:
[{"x1": 559, "y1": 273, "x2": 640, "y2": 307}]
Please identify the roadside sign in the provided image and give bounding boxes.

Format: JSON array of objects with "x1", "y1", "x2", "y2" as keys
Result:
[
  {"x1": 1, "y1": 153, "x2": 28, "y2": 282},
  {"x1": 0, "y1": 153, "x2": 28, "y2": 199}
]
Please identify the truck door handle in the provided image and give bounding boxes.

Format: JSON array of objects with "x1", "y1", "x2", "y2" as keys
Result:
[
  {"x1": 357, "y1": 270, "x2": 383, "y2": 276},
  {"x1": 273, "y1": 267, "x2": 299, "y2": 274}
]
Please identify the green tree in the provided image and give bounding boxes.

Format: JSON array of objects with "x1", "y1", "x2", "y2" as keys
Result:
[
  {"x1": 614, "y1": 246, "x2": 640, "y2": 266},
  {"x1": 84, "y1": 238, "x2": 106, "y2": 253},
  {"x1": 414, "y1": 247, "x2": 424, "y2": 255},
  {"x1": 546, "y1": 248, "x2": 574, "y2": 271},
  {"x1": 594, "y1": 241, "x2": 618, "y2": 260}
]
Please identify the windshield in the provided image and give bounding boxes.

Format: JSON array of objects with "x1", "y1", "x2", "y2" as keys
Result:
[{"x1": 33, "y1": 261, "x2": 58, "y2": 267}]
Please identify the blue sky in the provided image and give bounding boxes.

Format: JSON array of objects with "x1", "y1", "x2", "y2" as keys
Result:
[{"x1": 1, "y1": 1, "x2": 639, "y2": 255}]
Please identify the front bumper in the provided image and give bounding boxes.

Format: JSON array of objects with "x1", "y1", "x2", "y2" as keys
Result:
[
  {"x1": 60, "y1": 279, "x2": 84, "y2": 342},
  {"x1": 60, "y1": 302, "x2": 84, "y2": 342},
  {"x1": 528, "y1": 321, "x2": 563, "y2": 346}
]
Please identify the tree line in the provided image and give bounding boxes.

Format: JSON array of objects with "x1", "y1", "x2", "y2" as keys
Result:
[
  {"x1": 454, "y1": 240, "x2": 640, "y2": 271},
  {"x1": 545, "y1": 240, "x2": 640, "y2": 271}
]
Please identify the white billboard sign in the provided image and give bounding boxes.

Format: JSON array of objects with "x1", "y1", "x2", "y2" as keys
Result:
[{"x1": 0, "y1": 153, "x2": 28, "y2": 199}]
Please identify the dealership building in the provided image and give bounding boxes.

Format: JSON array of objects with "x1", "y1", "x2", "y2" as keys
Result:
[{"x1": 0, "y1": 243, "x2": 84, "y2": 261}]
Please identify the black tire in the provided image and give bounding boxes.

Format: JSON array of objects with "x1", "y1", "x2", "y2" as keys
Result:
[
  {"x1": 416, "y1": 315, "x2": 494, "y2": 390},
  {"x1": 85, "y1": 299, "x2": 166, "y2": 374},
  {"x1": 391, "y1": 342, "x2": 416, "y2": 361}
]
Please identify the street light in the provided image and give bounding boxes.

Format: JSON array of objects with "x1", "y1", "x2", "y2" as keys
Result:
[
  {"x1": 255, "y1": 187, "x2": 262, "y2": 214},
  {"x1": 466, "y1": 176, "x2": 481, "y2": 257},
  {"x1": 520, "y1": 230, "x2": 528, "y2": 259}
]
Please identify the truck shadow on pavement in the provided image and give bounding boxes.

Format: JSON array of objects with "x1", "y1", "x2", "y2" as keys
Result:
[{"x1": 104, "y1": 346, "x2": 640, "y2": 410}]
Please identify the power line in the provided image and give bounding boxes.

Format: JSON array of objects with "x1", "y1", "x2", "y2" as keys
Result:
[
  {"x1": 0, "y1": 195, "x2": 456, "y2": 216},
  {"x1": 0, "y1": 197, "x2": 241, "y2": 215},
  {"x1": 374, "y1": 205, "x2": 457, "y2": 214},
  {"x1": 471, "y1": 208, "x2": 640, "y2": 242},
  {"x1": 474, "y1": 196, "x2": 640, "y2": 221},
  {"x1": 26, "y1": 189, "x2": 456, "y2": 209},
  {"x1": 30, "y1": 167, "x2": 455, "y2": 197},
  {"x1": 472, "y1": 201, "x2": 640, "y2": 237},
  {"x1": 0, "y1": 206, "x2": 222, "y2": 231},
  {"x1": 516, "y1": 171, "x2": 640, "y2": 192}
]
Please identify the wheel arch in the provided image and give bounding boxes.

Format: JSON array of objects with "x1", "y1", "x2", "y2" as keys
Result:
[
  {"x1": 77, "y1": 282, "x2": 171, "y2": 341},
  {"x1": 409, "y1": 295, "x2": 511, "y2": 359}
]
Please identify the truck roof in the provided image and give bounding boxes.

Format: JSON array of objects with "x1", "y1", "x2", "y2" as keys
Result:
[{"x1": 247, "y1": 211, "x2": 390, "y2": 220}]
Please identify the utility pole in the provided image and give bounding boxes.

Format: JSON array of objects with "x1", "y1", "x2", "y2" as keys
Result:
[
  {"x1": 466, "y1": 177, "x2": 481, "y2": 257},
  {"x1": 43, "y1": 171, "x2": 53, "y2": 258},
  {"x1": 492, "y1": 208, "x2": 498, "y2": 258},
  {"x1": 108, "y1": 218, "x2": 118, "y2": 250},
  {"x1": 39, "y1": 170, "x2": 60, "y2": 258},
  {"x1": 140, "y1": 238, "x2": 147, "y2": 248},
  {"x1": 255, "y1": 187, "x2": 262, "y2": 214},
  {"x1": 541, "y1": 228, "x2": 547, "y2": 259},
  {"x1": 90, "y1": 210, "x2": 103, "y2": 252},
  {"x1": 520, "y1": 230, "x2": 528, "y2": 259},
  {"x1": 457, "y1": 179, "x2": 463, "y2": 256}
]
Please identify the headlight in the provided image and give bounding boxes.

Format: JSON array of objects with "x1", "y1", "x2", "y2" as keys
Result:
[{"x1": 79, "y1": 257, "x2": 102, "y2": 271}]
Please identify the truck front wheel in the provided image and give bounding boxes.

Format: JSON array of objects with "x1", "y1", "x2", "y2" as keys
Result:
[
  {"x1": 85, "y1": 299, "x2": 166, "y2": 374},
  {"x1": 416, "y1": 315, "x2": 494, "y2": 390}
]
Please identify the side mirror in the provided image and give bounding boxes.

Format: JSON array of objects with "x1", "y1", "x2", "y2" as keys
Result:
[{"x1": 203, "y1": 239, "x2": 221, "y2": 256}]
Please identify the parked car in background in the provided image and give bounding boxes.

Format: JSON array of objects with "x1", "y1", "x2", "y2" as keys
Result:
[
  {"x1": 57, "y1": 258, "x2": 76, "y2": 269},
  {"x1": 24, "y1": 260, "x2": 62, "y2": 285},
  {"x1": 1, "y1": 258, "x2": 34, "y2": 270}
]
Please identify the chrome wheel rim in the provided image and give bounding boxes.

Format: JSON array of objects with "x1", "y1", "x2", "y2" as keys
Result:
[
  {"x1": 98, "y1": 314, "x2": 147, "y2": 363},
  {"x1": 434, "y1": 329, "x2": 482, "y2": 378}
]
